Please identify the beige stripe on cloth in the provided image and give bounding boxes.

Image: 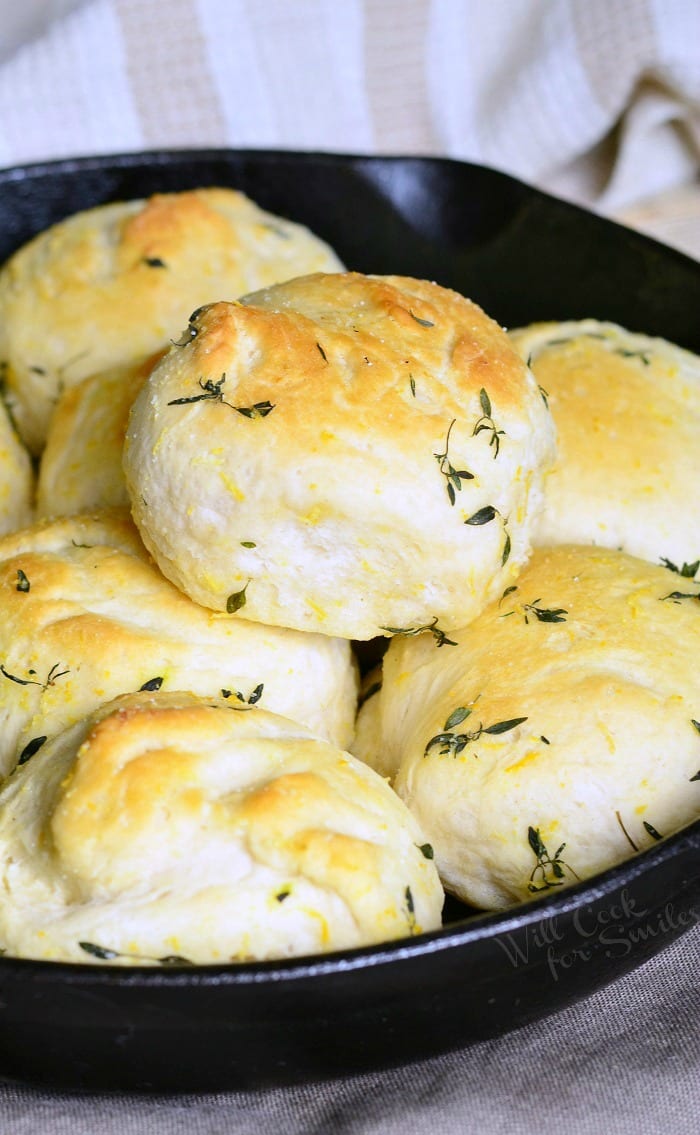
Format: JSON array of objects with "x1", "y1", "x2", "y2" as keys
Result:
[
  {"x1": 572, "y1": 0, "x2": 657, "y2": 116},
  {"x1": 115, "y1": 0, "x2": 227, "y2": 148},
  {"x1": 363, "y1": 0, "x2": 437, "y2": 152}
]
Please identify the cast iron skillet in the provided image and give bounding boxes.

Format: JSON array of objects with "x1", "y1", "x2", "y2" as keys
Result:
[{"x1": 0, "y1": 150, "x2": 698, "y2": 1093}]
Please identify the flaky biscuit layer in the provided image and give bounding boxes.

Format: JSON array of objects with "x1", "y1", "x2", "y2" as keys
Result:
[
  {"x1": 125, "y1": 272, "x2": 555, "y2": 639},
  {"x1": 0, "y1": 187, "x2": 343, "y2": 452},
  {"x1": 0, "y1": 694, "x2": 443, "y2": 964},
  {"x1": 353, "y1": 545, "x2": 700, "y2": 908},
  {"x1": 0, "y1": 510, "x2": 357, "y2": 776}
]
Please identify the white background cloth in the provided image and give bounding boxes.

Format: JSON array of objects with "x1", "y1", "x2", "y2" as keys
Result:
[
  {"x1": 0, "y1": 2, "x2": 697, "y2": 1130},
  {"x1": 0, "y1": 0, "x2": 698, "y2": 213}
]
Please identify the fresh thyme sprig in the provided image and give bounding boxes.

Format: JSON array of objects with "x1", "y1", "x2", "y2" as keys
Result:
[
  {"x1": 660, "y1": 557, "x2": 699, "y2": 578},
  {"x1": 380, "y1": 616, "x2": 457, "y2": 648},
  {"x1": 168, "y1": 375, "x2": 231, "y2": 406},
  {"x1": 527, "y1": 826, "x2": 577, "y2": 892},
  {"x1": 434, "y1": 419, "x2": 474, "y2": 506},
  {"x1": 521, "y1": 599, "x2": 568, "y2": 624},
  {"x1": 424, "y1": 706, "x2": 527, "y2": 757},
  {"x1": 0, "y1": 662, "x2": 70, "y2": 690},
  {"x1": 660, "y1": 590, "x2": 700, "y2": 604},
  {"x1": 168, "y1": 375, "x2": 275, "y2": 419},
  {"x1": 79, "y1": 941, "x2": 192, "y2": 965},
  {"x1": 472, "y1": 388, "x2": 505, "y2": 458}
]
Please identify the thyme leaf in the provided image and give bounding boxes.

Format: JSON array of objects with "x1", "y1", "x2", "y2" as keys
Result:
[
  {"x1": 418, "y1": 843, "x2": 434, "y2": 859},
  {"x1": 527, "y1": 826, "x2": 577, "y2": 892},
  {"x1": 168, "y1": 375, "x2": 230, "y2": 406},
  {"x1": 405, "y1": 885, "x2": 417, "y2": 932},
  {"x1": 316, "y1": 342, "x2": 328, "y2": 363},
  {"x1": 79, "y1": 941, "x2": 119, "y2": 960},
  {"x1": 522, "y1": 600, "x2": 568, "y2": 624},
  {"x1": 501, "y1": 528, "x2": 512, "y2": 566},
  {"x1": 444, "y1": 707, "x2": 471, "y2": 730},
  {"x1": 434, "y1": 419, "x2": 474, "y2": 505},
  {"x1": 379, "y1": 616, "x2": 457, "y2": 648},
  {"x1": 660, "y1": 590, "x2": 700, "y2": 604},
  {"x1": 424, "y1": 710, "x2": 527, "y2": 757},
  {"x1": 643, "y1": 821, "x2": 663, "y2": 841},
  {"x1": 17, "y1": 736, "x2": 47, "y2": 765},
  {"x1": 409, "y1": 310, "x2": 434, "y2": 328},
  {"x1": 240, "y1": 541, "x2": 257, "y2": 548},
  {"x1": 226, "y1": 581, "x2": 250, "y2": 614},
  {"x1": 139, "y1": 677, "x2": 164, "y2": 692},
  {"x1": 233, "y1": 682, "x2": 264, "y2": 705},
  {"x1": 616, "y1": 348, "x2": 650, "y2": 365},
  {"x1": 660, "y1": 557, "x2": 699, "y2": 578},
  {"x1": 79, "y1": 941, "x2": 193, "y2": 965},
  {"x1": 0, "y1": 662, "x2": 69, "y2": 690},
  {"x1": 234, "y1": 400, "x2": 275, "y2": 419},
  {"x1": 465, "y1": 505, "x2": 496, "y2": 526},
  {"x1": 472, "y1": 388, "x2": 505, "y2": 458},
  {"x1": 143, "y1": 256, "x2": 167, "y2": 268},
  {"x1": 15, "y1": 569, "x2": 30, "y2": 593}
]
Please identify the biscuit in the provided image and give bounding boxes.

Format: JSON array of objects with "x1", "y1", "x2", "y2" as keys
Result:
[
  {"x1": 0, "y1": 394, "x2": 32, "y2": 534},
  {"x1": 37, "y1": 354, "x2": 160, "y2": 518},
  {"x1": 0, "y1": 693, "x2": 443, "y2": 964},
  {"x1": 509, "y1": 320, "x2": 700, "y2": 574},
  {"x1": 124, "y1": 273, "x2": 555, "y2": 640},
  {"x1": 353, "y1": 545, "x2": 700, "y2": 909},
  {"x1": 0, "y1": 187, "x2": 343, "y2": 452},
  {"x1": 0, "y1": 510, "x2": 357, "y2": 777}
]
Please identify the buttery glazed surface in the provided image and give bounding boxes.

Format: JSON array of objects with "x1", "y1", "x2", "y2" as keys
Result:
[
  {"x1": 0, "y1": 693, "x2": 443, "y2": 964},
  {"x1": 0, "y1": 510, "x2": 357, "y2": 777},
  {"x1": 37, "y1": 354, "x2": 161, "y2": 518},
  {"x1": 125, "y1": 272, "x2": 555, "y2": 639},
  {"x1": 0, "y1": 187, "x2": 343, "y2": 452},
  {"x1": 509, "y1": 320, "x2": 700, "y2": 572},
  {"x1": 353, "y1": 545, "x2": 700, "y2": 909}
]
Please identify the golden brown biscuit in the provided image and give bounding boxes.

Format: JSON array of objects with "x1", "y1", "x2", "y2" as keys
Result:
[
  {"x1": 0, "y1": 510, "x2": 357, "y2": 777},
  {"x1": 37, "y1": 354, "x2": 160, "y2": 518},
  {"x1": 0, "y1": 692, "x2": 443, "y2": 964},
  {"x1": 509, "y1": 320, "x2": 700, "y2": 574},
  {"x1": 0, "y1": 394, "x2": 32, "y2": 534},
  {"x1": 124, "y1": 273, "x2": 555, "y2": 640},
  {"x1": 0, "y1": 188, "x2": 343, "y2": 452},
  {"x1": 353, "y1": 546, "x2": 700, "y2": 909}
]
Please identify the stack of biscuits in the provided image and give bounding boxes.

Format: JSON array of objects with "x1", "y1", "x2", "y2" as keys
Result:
[{"x1": 0, "y1": 185, "x2": 696, "y2": 966}]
